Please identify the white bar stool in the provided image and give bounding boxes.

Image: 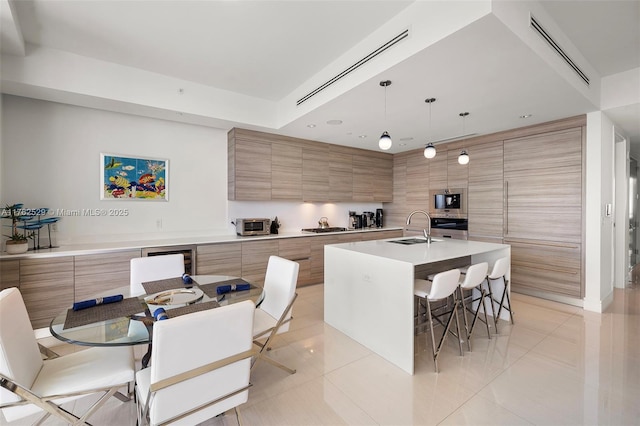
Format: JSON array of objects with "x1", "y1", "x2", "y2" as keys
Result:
[
  {"x1": 457, "y1": 262, "x2": 491, "y2": 351},
  {"x1": 488, "y1": 256, "x2": 514, "y2": 330},
  {"x1": 414, "y1": 268, "x2": 462, "y2": 373}
]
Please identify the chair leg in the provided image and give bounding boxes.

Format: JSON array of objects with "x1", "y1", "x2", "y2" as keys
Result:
[
  {"x1": 496, "y1": 279, "x2": 515, "y2": 324},
  {"x1": 459, "y1": 287, "x2": 471, "y2": 351},
  {"x1": 426, "y1": 299, "x2": 439, "y2": 373},
  {"x1": 452, "y1": 298, "x2": 463, "y2": 356},
  {"x1": 480, "y1": 289, "x2": 492, "y2": 339},
  {"x1": 484, "y1": 278, "x2": 500, "y2": 333}
]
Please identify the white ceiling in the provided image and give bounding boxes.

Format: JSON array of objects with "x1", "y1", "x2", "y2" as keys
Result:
[{"x1": 2, "y1": 0, "x2": 639, "y2": 154}]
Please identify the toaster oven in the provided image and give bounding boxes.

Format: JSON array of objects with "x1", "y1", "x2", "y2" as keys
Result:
[{"x1": 235, "y1": 218, "x2": 271, "y2": 236}]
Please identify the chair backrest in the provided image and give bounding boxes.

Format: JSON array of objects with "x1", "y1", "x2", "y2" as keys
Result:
[
  {"x1": 428, "y1": 269, "x2": 461, "y2": 301},
  {"x1": 460, "y1": 262, "x2": 489, "y2": 290},
  {"x1": 0, "y1": 288, "x2": 44, "y2": 406},
  {"x1": 488, "y1": 256, "x2": 509, "y2": 280},
  {"x1": 259, "y1": 256, "x2": 299, "y2": 334},
  {"x1": 148, "y1": 300, "x2": 255, "y2": 425},
  {"x1": 130, "y1": 254, "x2": 185, "y2": 296}
]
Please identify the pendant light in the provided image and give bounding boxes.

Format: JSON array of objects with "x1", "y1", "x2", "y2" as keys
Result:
[
  {"x1": 458, "y1": 112, "x2": 470, "y2": 165},
  {"x1": 423, "y1": 97, "x2": 437, "y2": 159},
  {"x1": 378, "y1": 80, "x2": 392, "y2": 150}
]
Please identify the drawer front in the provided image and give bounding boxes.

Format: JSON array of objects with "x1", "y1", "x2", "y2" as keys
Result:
[
  {"x1": 0, "y1": 259, "x2": 20, "y2": 290},
  {"x1": 197, "y1": 243, "x2": 242, "y2": 277},
  {"x1": 279, "y1": 238, "x2": 312, "y2": 286},
  {"x1": 507, "y1": 239, "x2": 582, "y2": 299},
  {"x1": 241, "y1": 240, "x2": 279, "y2": 286}
]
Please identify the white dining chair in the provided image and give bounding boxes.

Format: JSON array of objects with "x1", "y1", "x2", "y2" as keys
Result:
[
  {"x1": 252, "y1": 255, "x2": 299, "y2": 374},
  {"x1": 457, "y1": 262, "x2": 491, "y2": 351},
  {"x1": 0, "y1": 287, "x2": 135, "y2": 425},
  {"x1": 135, "y1": 300, "x2": 255, "y2": 426},
  {"x1": 414, "y1": 268, "x2": 463, "y2": 372},
  {"x1": 130, "y1": 253, "x2": 185, "y2": 296}
]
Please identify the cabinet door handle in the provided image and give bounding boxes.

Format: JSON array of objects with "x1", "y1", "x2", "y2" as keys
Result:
[{"x1": 505, "y1": 180, "x2": 509, "y2": 235}]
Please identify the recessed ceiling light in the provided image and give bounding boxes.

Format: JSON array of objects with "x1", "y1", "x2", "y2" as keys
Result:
[
  {"x1": 307, "y1": 124, "x2": 316, "y2": 128},
  {"x1": 326, "y1": 119, "x2": 343, "y2": 125},
  {"x1": 399, "y1": 137, "x2": 414, "y2": 142},
  {"x1": 519, "y1": 114, "x2": 533, "y2": 119},
  {"x1": 358, "y1": 135, "x2": 367, "y2": 139},
  {"x1": 399, "y1": 143, "x2": 407, "y2": 146}
]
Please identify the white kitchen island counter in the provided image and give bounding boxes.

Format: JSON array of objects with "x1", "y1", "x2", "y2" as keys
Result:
[{"x1": 324, "y1": 237, "x2": 510, "y2": 374}]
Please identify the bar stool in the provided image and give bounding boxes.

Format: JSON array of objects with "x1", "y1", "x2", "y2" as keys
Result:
[
  {"x1": 487, "y1": 256, "x2": 514, "y2": 330},
  {"x1": 457, "y1": 262, "x2": 490, "y2": 351},
  {"x1": 414, "y1": 268, "x2": 462, "y2": 373}
]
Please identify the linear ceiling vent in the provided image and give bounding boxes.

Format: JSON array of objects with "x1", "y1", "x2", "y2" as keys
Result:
[
  {"x1": 296, "y1": 29, "x2": 409, "y2": 106},
  {"x1": 530, "y1": 14, "x2": 589, "y2": 86}
]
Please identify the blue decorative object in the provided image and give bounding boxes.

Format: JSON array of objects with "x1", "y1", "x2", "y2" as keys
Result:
[
  {"x1": 153, "y1": 307, "x2": 168, "y2": 321},
  {"x1": 182, "y1": 273, "x2": 192, "y2": 284},
  {"x1": 73, "y1": 294, "x2": 124, "y2": 311},
  {"x1": 216, "y1": 283, "x2": 251, "y2": 295}
]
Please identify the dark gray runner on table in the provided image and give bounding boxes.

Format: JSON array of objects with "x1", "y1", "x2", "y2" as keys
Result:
[
  {"x1": 63, "y1": 297, "x2": 143, "y2": 329},
  {"x1": 198, "y1": 278, "x2": 253, "y2": 298},
  {"x1": 164, "y1": 300, "x2": 220, "y2": 318},
  {"x1": 142, "y1": 277, "x2": 187, "y2": 294}
]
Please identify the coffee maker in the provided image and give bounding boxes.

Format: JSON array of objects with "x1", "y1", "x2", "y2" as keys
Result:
[
  {"x1": 375, "y1": 208, "x2": 383, "y2": 228},
  {"x1": 348, "y1": 211, "x2": 358, "y2": 229}
]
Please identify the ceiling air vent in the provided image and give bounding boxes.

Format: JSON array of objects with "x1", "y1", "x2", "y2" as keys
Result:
[
  {"x1": 530, "y1": 14, "x2": 589, "y2": 86},
  {"x1": 296, "y1": 29, "x2": 409, "y2": 106}
]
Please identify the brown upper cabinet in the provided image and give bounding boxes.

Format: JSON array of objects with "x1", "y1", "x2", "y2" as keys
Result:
[{"x1": 228, "y1": 128, "x2": 392, "y2": 202}]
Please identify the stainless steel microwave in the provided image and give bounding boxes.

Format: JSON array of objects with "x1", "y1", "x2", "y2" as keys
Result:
[
  {"x1": 429, "y1": 188, "x2": 467, "y2": 217},
  {"x1": 236, "y1": 218, "x2": 271, "y2": 236}
]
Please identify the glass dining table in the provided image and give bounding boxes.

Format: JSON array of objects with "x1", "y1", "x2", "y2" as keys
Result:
[{"x1": 49, "y1": 275, "x2": 263, "y2": 366}]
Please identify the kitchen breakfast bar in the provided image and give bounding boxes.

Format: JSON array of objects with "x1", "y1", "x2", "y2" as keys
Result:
[{"x1": 324, "y1": 237, "x2": 510, "y2": 375}]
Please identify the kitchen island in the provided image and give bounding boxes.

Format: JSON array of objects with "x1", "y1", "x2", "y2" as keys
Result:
[{"x1": 324, "y1": 237, "x2": 510, "y2": 374}]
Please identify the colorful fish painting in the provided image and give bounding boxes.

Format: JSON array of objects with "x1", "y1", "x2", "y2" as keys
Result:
[{"x1": 101, "y1": 154, "x2": 168, "y2": 201}]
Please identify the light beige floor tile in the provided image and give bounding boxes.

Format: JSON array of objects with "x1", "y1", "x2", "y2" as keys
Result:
[
  {"x1": 326, "y1": 353, "x2": 477, "y2": 425},
  {"x1": 438, "y1": 394, "x2": 534, "y2": 425},
  {"x1": 14, "y1": 284, "x2": 637, "y2": 426},
  {"x1": 238, "y1": 377, "x2": 377, "y2": 426}
]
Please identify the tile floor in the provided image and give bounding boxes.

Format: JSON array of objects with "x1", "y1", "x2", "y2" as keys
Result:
[{"x1": 4, "y1": 282, "x2": 639, "y2": 425}]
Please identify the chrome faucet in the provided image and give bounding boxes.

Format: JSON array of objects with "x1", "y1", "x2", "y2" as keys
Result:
[{"x1": 406, "y1": 210, "x2": 432, "y2": 243}]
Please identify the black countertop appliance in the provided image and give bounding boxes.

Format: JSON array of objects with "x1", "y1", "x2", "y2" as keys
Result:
[{"x1": 375, "y1": 208, "x2": 383, "y2": 228}]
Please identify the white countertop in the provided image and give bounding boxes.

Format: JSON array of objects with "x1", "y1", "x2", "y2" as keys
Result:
[
  {"x1": 0, "y1": 227, "x2": 403, "y2": 260},
  {"x1": 327, "y1": 237, "x2": 510, "y2": 266}
]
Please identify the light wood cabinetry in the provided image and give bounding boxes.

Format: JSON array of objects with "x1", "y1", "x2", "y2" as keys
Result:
[
  {"x1": 447, "y1": 150, "x2": 469, "y2": 189},
  {"x1": 272, "y1": 142, "x2": 302, "y2": 200},
  {"x1": 468, "y1": 140, "x2": 504, "y2": 241},
  {"x1": 503, "y1": 126, "x2": 584, "y2": 298},
  {"x1": 228, "y1": 128, "x2": 392, "y2": 202},
  {"x1": 504, "y1": 128, "x2": 582, "y2": 243},
  {"x1": 329, "y1": 145, "x2": 353, "y2": 202},
  {"x1": 406, "y1": 153, "x2": 430, "y2": 212},
  {"x1": 302, "y1": 144, "x2": 330, "y2": 201},
  {"x1": 228, "y1": 129, "x2": 272, "y2": 201},
  {"x1": 20, "y1": 257, "x2": 74, "y2": 328},
  {"x1": 196, "y1": 242, "x2": 242, "y2": 277},
  {"x1": 74, "y1": 250, "x2": 140, "y2": 301},
  {"x1": 0, "y1": 259, "x2": 20, "y2": 290},
  {"x1": 385, "y1": 153, "x2": 408, "y2": 227},
  {"x1": 241, "y1": 240, "x2": 279, "y2": 286},
  {"x1": 278, "y1": 238, "x2": 312, "y2": 286},
  {"x1": 507, "y1": 239, "x2": 581, "y2": 298},
  {"x1": 429, "y1": 153, "x2": 448, "y2": 190},
  {"x1": 310, "y1": 235, "x2": 338, "y2": 284}
]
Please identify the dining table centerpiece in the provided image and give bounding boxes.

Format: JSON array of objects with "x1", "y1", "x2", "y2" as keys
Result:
[{"x1": 2, "y1": 203, "x2": 31, "y2": 254}]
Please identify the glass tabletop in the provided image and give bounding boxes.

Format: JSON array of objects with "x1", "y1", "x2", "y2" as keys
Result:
[{"x1": 49, "y1": 275, "x2": 263, "y2": 347}]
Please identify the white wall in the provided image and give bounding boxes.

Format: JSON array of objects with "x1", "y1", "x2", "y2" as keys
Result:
[
  {"x1": 1, "y1": 95, "x2": 385, "y2": 245},
  {"x1": 614, "y1": 135, "x2": 629, "y2": 288},
  {"x1": 1, "y1": 95, "x2": 229, "y2": 244},
  {"x1": 584, "y1": 111, "x2": 616, "y2": 312}
]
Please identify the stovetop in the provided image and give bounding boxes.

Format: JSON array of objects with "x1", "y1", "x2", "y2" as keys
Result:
[{"x1": 301, "y1": 227, "x2": 348, "y2": 233}]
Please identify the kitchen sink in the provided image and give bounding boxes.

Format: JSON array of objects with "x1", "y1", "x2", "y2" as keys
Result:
[{"x1": 388, "y1": 238, "x2": 438, "y2": 245}]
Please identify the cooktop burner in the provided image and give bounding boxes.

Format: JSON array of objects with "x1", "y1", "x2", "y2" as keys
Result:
[{"x1": 301, "y1": 227, "x2": 348, "y2": 233}]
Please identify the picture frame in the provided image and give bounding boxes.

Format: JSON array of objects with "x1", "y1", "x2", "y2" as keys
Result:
[{"x1": 100, "y1": 153, "x2": 169, "y2": 201}]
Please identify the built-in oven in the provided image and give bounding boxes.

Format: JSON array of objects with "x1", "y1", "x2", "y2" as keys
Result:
[
  {"x1": 429, "y1": 188, "x2": 467, "y2": 217},
  {"x1": 430, "y1": 217, "x2": 468, "y2": 240}
]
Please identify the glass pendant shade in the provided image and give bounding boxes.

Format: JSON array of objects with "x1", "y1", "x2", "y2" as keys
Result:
[
  {"x1": 379, "y1": 131, "x2": 392, "y2": 150},
  {"x1": 424, "y1": 143, "x2": 436, "y2": 158},
  {"x1": 458, "y1": 150, "x2": 470, "y2": 165}
]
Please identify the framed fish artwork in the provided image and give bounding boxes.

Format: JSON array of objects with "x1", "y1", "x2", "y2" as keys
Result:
[{"x1": 100, "y1": 153, "x2": 169, "y2": 201}]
